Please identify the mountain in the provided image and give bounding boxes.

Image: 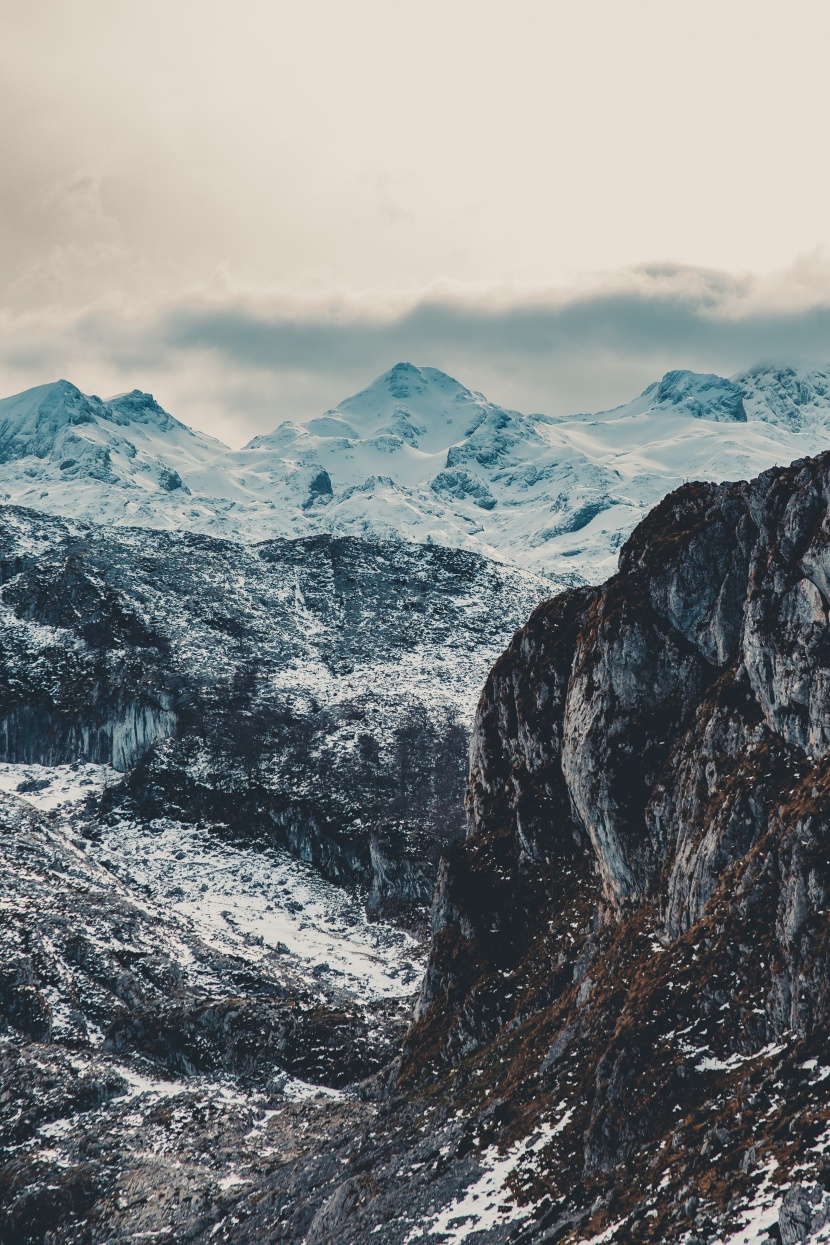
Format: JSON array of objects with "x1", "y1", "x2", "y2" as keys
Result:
[
  {"x1": 5, "y1": 357, "x2": 830, "y2": 1243},
  {"x1": 0, "y1": 378, "x2": 225, "y2": 495},
  {"x1": 396, "y1": 449, "x2": 830, "y2": 1243},
  {"x1": 6, "y1": 449, "x2": 830, "y2": 1242},
  {"x1": 2, "y1": 362, "x2": 830, "y2": 581},
  {"x1": 0, "y1": 378, "x2": 335, "y2": 539}
]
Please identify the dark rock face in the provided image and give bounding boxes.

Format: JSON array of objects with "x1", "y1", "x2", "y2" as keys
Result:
[
  {"x1": 454, "y1": 464, "x2": 830, "y2": 921},
  {"x1": 396, "y1": 454, "x2": 830, "y2": 1242}
]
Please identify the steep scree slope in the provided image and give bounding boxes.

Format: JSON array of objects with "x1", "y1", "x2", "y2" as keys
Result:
[{"x1": 0, "y1": 790, "x2": 408, "y2": 1245}]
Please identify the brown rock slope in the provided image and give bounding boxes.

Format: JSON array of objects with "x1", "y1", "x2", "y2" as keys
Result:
[{"x1": 398, "y1": 455, "x2": 830, "y2": 1243}]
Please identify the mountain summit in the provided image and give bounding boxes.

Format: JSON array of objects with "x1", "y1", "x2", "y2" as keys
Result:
[
  {"x1": 249, "y1": 362, "x2": 495, "y2": 453},
  {"x1": 0, "y1": 379, "x2": 226, "y2": 501}
]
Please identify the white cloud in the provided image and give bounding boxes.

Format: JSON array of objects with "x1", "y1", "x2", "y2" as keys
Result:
[
  {"x1": 2, "y1": 0, "x2": 830, "y2": 316},
  {"x1": 1, "y1": 0, "x2": 829, "y2": 437}
]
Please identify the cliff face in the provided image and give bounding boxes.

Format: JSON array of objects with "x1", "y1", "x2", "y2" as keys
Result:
[
  {"x1": 450, "y1": 455, "x2": 830, "y2": 933},
  {"x1": 397, "y1": 454, "x2": 830, "y2": 1242}
]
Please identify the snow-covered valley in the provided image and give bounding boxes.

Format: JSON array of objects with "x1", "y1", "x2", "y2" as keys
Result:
[
  {"x1": 0, "y1": 776, "x2": 414, "y2": 1242},
  {"x1": 0, "y1": 761, "x2": 424, "y2": 1004}
]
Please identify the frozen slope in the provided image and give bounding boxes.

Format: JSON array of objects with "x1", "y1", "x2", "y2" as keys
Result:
[
  {"x1": 0, "y1": 379, "x2": 328, "y2": 536},
  {"x1": 2, "y1": 363, "x2": 830, "y2": 581},
  {"x1": 0, "y1": 380, "x2": 227, "y2": 501}
]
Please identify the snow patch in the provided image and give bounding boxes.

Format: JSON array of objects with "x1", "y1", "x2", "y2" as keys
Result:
[
  {"x1": 407, "y1": 1107, "x2": 574, "y2": 1243},
  {"x1": 93, "y1": 816, "x2": 424, "y2": 1003}
]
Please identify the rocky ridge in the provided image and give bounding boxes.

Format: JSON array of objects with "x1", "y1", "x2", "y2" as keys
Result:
[{"x1": 391, "y1": 449, "x2": 830, "y2": 1243}]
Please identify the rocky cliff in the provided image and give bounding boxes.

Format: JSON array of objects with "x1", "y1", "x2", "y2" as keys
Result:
[{"x1": 378, "y1": 451, "x2": 830, "y2": 1243}]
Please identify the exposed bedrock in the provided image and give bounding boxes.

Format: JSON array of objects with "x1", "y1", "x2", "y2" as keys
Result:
[
  {"x1": 0, "y1": 698, "x2": 176, "y2": 771},
  {"x1": 409, "y1": 455, "x2": 830, "y2": 1075}
]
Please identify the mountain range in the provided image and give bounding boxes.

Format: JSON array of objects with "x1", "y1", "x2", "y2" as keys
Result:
[
  {"x1": 4, "y1": 360, "x2": 830, "y2": 1243},
  {"x1": 3, "y1": 360, "x2": 830, "y2": 581}
]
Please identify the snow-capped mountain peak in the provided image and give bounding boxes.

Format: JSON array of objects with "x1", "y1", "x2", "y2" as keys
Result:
[
  {"x1": 330, "y1": 361, "x2": 493, "y2": 447},
  {"x1": 738, "y1": 363, "x2": 830, "y2": 430},
  {"x1": 621, "y1": 364, "x2": 830, "y2": 430},
  {"x1": 0, "y1": 380, "x2": 207, "y2": 463},
  {"x1": 0, "y1": 379, "x2": 101, "y2": 463},
  {"x1": 103, "y1": 388, "x2": 187, "y2": 433},
  {"x1": 651, "y1": 370, "x2": 747, "y2": 422},
  {"x1": 0, "y1": 380, "x2": 194, "y2": 461},
  {"x1": 248, "y1": 362, "x2": 497, "y2": 456},
  {"x1": 2, "y1": 360, "x2": 830, "y2": 582},
  {"x1": 0, "y1": 379, "x2": 237, "y2": 511}
]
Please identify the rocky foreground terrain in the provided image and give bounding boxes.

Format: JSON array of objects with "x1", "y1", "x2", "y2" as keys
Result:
[{"x1": 5, "y1": 450, "x2": 830, "y2": 1242}]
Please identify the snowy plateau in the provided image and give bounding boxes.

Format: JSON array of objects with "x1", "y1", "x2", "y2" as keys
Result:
[{"x1": 4, "y1": 361, "x2": 830, "y2": 1244}]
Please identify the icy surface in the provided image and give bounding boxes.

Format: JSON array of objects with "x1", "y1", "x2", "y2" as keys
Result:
[
  {"x1": 2, "y1": 362, "x2": 830, "y2": 582},
  {"x1": 0, "y1": 760, "x2": 114, "y2": 811}
]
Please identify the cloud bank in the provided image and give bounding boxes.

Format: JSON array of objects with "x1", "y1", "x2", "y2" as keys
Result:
[{"x1": 1, "y1": 263, "x2": 829, "y2": 447}]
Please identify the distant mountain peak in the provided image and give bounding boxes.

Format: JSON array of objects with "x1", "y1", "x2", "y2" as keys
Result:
[
  {"x1": 651, "y1": 369, "x2": 747, "y2": 422},
  {"x1": 738, "y1": 363, "x2": 830, "y2": 430},
  {"x1": 2, "y1": 361, "x2": 830, "y2": 582},
  {"x1": 0, "y1": 379, "x2": 220, "y2": 505},
  {"x1": 0, "y1": 380, "x2": 201, "y2": 449},
  {"x1": 372, "y1": 361, "x2": 479, "y2": 403},
  {"x1": 0, "y1": 380, "x2": 103, "y2": 463},
  {"x1": 106, "y1": 388, "x2": 182, "y2": 433},
  {"x1": 383, "y1": 361, "x2": 426, "y2": 400}
]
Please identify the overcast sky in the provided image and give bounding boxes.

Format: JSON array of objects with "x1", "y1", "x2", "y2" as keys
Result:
[{"x1": 2, "y1": 0, "x2": 830, "y2": 444}]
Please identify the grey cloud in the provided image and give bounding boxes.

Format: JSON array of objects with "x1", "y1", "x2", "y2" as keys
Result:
[
  {"x1": 154, "y1": 284, "x2": 830, "y2": 379},
  {"x1": 1, "y1": 276, "x2": 830, "y2": 443}
]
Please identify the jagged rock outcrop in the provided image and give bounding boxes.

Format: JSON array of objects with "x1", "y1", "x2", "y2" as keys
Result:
[
  {"x1": 446, "y1": 457, "x2": 830, "y2": 928},
  {"x1": 395, "y1": 452, "x2": 830, "y2": 1243}
]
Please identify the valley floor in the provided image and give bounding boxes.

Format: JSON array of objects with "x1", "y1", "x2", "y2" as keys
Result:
[
  {"x1": 0, "y1": 761, "x2": 424, "y2": 1004},
  {"x1": 3, "y1": 768, "x2": 830, "y2": 1245}
]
